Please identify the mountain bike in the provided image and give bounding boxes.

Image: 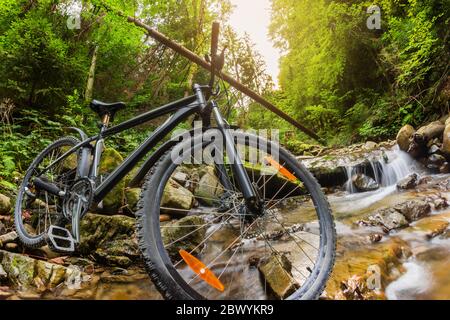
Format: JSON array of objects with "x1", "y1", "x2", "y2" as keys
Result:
[{"x1": 14, "y1": 22, "x2": 336, "y2": 300}]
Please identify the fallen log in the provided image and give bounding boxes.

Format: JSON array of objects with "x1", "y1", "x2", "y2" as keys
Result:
[{"x1": 125, "y1": 17, "x2": 323, "y2": 144}]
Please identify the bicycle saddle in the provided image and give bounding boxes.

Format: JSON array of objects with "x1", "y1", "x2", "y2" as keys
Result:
[{"x1": 90, "y1": 100, "x2": 126, "y2": 121}]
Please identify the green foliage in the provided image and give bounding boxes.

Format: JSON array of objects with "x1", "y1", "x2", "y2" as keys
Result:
[{"x1": 269, "y1": 0, "x2": 449, "y2": 144}]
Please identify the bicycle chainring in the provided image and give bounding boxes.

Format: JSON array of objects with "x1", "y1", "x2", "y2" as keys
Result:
[{"x1": 63, "y1": 178, "x2": 94, "y2": 220}]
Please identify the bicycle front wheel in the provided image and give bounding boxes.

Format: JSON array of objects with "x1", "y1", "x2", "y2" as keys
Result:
[{"x1": 136, "y1": 130, "x2": 336, "y2": 300}]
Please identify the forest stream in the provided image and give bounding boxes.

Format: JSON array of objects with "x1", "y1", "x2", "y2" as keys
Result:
[{"x1": 1, "y1": 133, "x2": 449, "y2": 300}]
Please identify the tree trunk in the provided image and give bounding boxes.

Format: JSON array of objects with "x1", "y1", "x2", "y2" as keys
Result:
[{"x1": 85, "y1": 45, "x2": 99, "y2": 103}]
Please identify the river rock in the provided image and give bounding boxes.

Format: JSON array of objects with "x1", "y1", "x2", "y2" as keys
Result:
[
  {"x1": 443, "y1": 124, "x2": 450, "y2": 155},
  {"x1": 396, "y1": 173, "x2": 419, "y2": 190},
  {"x1": 194, "y1": 167, "x2": 224, "y2": 206},
  {"x1": 0, "y1": 250, "x2": 36, "y2": 288},
  {"x1": 0, "y1": 264, "x2": 7, "y2": 281},
  {"x1": 258, "y1": 253, "x2": 297, "y2": 299},
  {"x1": 0, "y1": 194, "x2": 11, "y2": 215},
  {"x1": 124, "y1": 188, "x2": 141, "y2": 212},
  {"x1": 426, "y1": 154, "x2": 447, "y2": 171},
  {"x1": 394, "y1": 200, "x2": 431, "y2": 222},
  {"x1": 428, "y1": 144, "x2": 441, "y2": 155},
  {"x1": 369, "y1": 208, "x2": 409, "y2": 231},
  {"x1": 364, "y1": 141, "x2": 378, "y2": 151},
  {"x1": 94, "y1": 239, "x2": 140, "y2": 268},
  {"x1": 407, "y1": 213, "x2": 450, "y2": 239},
  {"x1": 161, "y1": 215, "x2": 206, "y2": 259},
  {"x1": 162, "y1": 179, "x2": 195, "y2": 215},
  {"x1": 396, "y1": 125, "x2": 415, "y2": 152},
  {"x1": 440, "y1": 162, "x2": 450, "y2": 174},
  {"x1": 327, "y1": 238, "x2": 410, "y2": 300},
  {"x1": 417, "y1": 121, "x2": 445, "y2": 141},
  {"x1": 352, "y1": 174, "x2": 379, "y2": 192},
  {"x1": 78, "y1": 213, "x2": 135, "y2": 255},
  {"x1": 97, "y1": 148, "x2": 125, "y2": 214}
]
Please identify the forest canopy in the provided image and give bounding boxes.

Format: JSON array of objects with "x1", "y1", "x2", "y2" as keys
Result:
[{"x1": 0, "y1": 0, "x2": 449, "y2": 185}]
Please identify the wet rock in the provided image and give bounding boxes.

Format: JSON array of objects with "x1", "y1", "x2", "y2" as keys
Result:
[
  {"x1": 396, "y1": 173, "x2": 419, "y2": 190},
  {"x1": 78, "y1": 213, "x2": 135, "y2": 255},
  {"x1": 172, "y1": 171, "x2": 189, "y2": 186},
  {"x1": 4, "y1": 243, "x2": 18, "y2": 252},
  {"x1": 0, "y1": 250, "x2": 35, "y2": 288},
  {"x1": 325, "y1": 238, "x2": 410, "y2": 300},
  {"x1": 244, "y1": 162, "x2": 306, "y2": 198},
  {"x1": 94, "y1": 239, "x2": 140, "y2": 268},
  {"x1": 97, "y1": 148, "x2": 125, "y2": 214},
  {"x1": 394, "y1": 200, "x2": 431, "y2": 222},
  {"x1": 433, "y1": 197, "x2": 449, "y2": 211},
  {"x1": 440, "y1": 162, "x2": 450, "y2": 174},
  {"x1": 352, "y1": 174, "x2": 379, "y2": 192},
  {"x1": 408, "y1": 213, "x2": 450, "y2": 239},
  {"x1": 0, "y1": 194, "x2": 11, "y2": 215},
  {"x1": 439, "y1": 229, "x2": 450, "y2": 240},
  {"x1": 258, "y1": 253, "x2": 297, "y2": 299},
  {"x1": 364, "y1": 141, "x2": 378, "y2": 151},
  {"x1": 161, "y1": 215, "x2": 206, "y2": 259},
  {"x1": 194, "y1": 167, "x2": 224, "y2": 206},
  {"x1": 443, "y1": 124, "x2": 450, "y2": 155},
  {"x1": 35, "y1": 260, "x2": 68, "y2": 289},
  {"x1": 369, "y1": 208, "x2": 409, "y2": 231},
  {"x1": 417, "y1": 121, "x2": 445, "y2": 141},
  {"x1": 396, "y1": 125, "x2": 415, "y2": 152},
  {"x1": 368, "y1": 233, "x2": 383, "y2": 243},
  {"x1": 428, "y1": 144, "x2": 441, "y2": 155},
  {"x1": 426, "y1": 154, "x2": 447, "y2": 171},
  {"x1": 162, "y1": 179, "x2": 195, "y2": 214},
  {"x1": 124, "y1": 188, "x2": 141, "y2": 212},
  {"x1": 0, "y1": 264, "x2": 7, "y2": 281}
]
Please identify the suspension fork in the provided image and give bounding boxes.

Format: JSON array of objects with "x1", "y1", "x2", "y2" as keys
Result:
[{"x1": 210, "y1": 101, "x2": 261, "y2": 213}]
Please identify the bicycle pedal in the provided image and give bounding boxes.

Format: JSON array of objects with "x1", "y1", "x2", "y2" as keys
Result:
[{"x1": 46, "y1": 225, "x2": 76, "y2": 253}]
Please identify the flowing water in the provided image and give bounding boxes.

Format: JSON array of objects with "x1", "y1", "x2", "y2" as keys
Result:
[
  {"x1": 327, "y1": 146, "x2": 450, "y2": 300},
  {"x1": 344, "y1": 146, "x2": 418, "y2": 193}
]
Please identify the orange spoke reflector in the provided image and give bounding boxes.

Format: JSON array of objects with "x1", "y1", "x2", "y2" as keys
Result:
[
  {"x1": 264, "y1": 156, "x2": 298, "y2": 183},
  {"x1": 179, "y1": 250, "x2": 225, "y2": 292}
]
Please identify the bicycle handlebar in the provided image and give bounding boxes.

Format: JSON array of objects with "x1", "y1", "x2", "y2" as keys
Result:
[{"x1": 209, "y1": 22, "x2": 220, "y2": 89}]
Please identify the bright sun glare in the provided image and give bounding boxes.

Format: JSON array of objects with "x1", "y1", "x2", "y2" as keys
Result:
[{"x1": 229, "y1": 0, "x2": 280, "y2": 88}]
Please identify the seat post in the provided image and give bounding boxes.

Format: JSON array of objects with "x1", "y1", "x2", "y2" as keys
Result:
[{"x1": 102, "y1": 114, "x2": 110, "y2": 127}]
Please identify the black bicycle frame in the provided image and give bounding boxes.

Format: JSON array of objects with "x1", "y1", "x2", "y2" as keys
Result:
[{"x1": 39, "y1": 85, "x2": 259, "y2": 209}]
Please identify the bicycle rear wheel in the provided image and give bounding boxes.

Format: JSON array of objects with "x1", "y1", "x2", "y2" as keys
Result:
[
  {"x1": 14, "y1": 137, "x2": 80, "y2": 248},
  {"x1": 136, "y1": 130, "x2": 336, "y2": 300}
]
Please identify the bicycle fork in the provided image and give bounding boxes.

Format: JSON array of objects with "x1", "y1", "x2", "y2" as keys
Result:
[{"x1": 210, "y1": 102, "x2": 262, "y2": 214}]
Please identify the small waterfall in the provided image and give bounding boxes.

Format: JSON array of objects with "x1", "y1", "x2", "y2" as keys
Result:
[{"x1": 344, "y1": 145, "x2": 416, "y2": 193}]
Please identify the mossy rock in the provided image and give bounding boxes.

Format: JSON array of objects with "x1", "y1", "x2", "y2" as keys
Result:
[
  {"x1": 161, "y1": 215, "x2": 206, "y2": 259},
  {"x1": 98, "y1": 148, "x2": 125, "y2": 214},
  {"x1": 0, "y1": 193, "x2": 11, "y2": 215},
  {"x1": 125, "y1": 188, "x2": 141, "y2": 212},
  {"x1": 258, "y1": 253, "x2": 298, "y2": 299},
  {"x1": 78, "y1": 213, "x2": 135, "y2": 255},
  {"x1": 94, "y1": 239, "x2": 140, "y2": 268}
]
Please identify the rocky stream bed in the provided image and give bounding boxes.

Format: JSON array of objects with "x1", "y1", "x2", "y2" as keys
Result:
[{"x1": 0, "y1": 117, "x2": 450, "y2": 300}]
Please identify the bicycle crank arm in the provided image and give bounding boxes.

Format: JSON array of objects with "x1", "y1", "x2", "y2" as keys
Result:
[{"x1": 34, "y1": 177, "x2": 65, "y2": 197}]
